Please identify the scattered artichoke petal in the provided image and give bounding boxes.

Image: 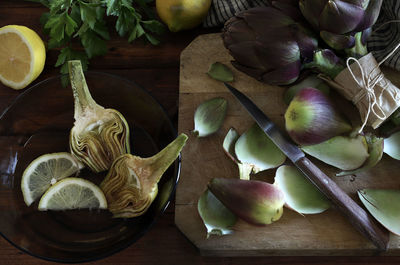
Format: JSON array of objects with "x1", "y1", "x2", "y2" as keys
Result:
[
  {"x1": 383, "y1": 131, "x2": 400, "y2": 160},
  {"x1": 235, "y1": 123, "x2": 286, "y2": 172},
  {"x1": 274, "y1": 165, "x2": 330, "y2": 214},
  {"x1": 302, "y1": 135, "x2": 369, "y2": 170},
  {"x1": 207, "y1": 62, "x2": 234, "y2": 82},
  {"x1": 337, "y1": 134, "x2": 383, "y2": 176},
  {"x1": 193, "y1": 97, "x2": 228, "y2": 137},
  {"x1": 222, "y1": 127, "x2": 240, "y2": 163},
  {"x1": 198, "y1": 189, "x2": 237, "y2": 238},
  {"x1": 358, "y1": 189, "x2": 400, "y2": 236}
]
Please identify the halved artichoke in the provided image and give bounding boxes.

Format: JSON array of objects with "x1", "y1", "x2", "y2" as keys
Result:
[
  {"x1": 100, "y1": 133, "x2": 188, "y2": 218},
  {"x1": 68, "y1": 60, "x2": 130, "y2": 172}
]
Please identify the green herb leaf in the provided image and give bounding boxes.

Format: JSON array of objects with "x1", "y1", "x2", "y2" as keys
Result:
[
  {"x1": 79, "y1": 2, "x2": 98, "y2": 29},
  {"x1": 35, "y1": 0, "x2": 163, "y2": 78},
  {"x1": 65, "y1": 13, "x2": 78, "y2": 36},
  {"x1": 80, "y1": 28, "x2": 108, "y2": 58},
  {"x1": 145, "y1": 33, "x2": 160, "y2": 45},
  {"x1": 44, "y1": 12, "x2": 78, "y2": 42},
  {"x1": 142, "y1": 20, "x2": 166, "y2": 35}
]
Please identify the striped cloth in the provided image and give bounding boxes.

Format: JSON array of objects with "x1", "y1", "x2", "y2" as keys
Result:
[
  {"x1": 204, "y1": 0, "x2": 400, "y2": 71},
  {"x1": 203, "y1": 0, "x2": 266, "y2": 28},
  {"x1": 367, "y1": 0, "x2": 400, "y2": 71}
]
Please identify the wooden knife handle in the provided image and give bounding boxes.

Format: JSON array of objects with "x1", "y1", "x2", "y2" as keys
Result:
[{"x1": 294, "y1": 156, "x2": 389, "y2": 251}]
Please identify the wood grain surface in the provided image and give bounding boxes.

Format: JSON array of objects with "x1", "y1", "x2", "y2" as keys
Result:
[
  {"x1": 0, "y1": 1, "x2": 400, "y2": 264},
  {"x1": 175, "y1": 34, "x2": 400, "y2": 256}
]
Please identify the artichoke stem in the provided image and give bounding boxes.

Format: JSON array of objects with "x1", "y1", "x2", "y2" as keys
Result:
[
  {"x1": 305, "y1": 50, "x2": 345, "y2": 79},
  {"x1": 68, "y1": 60, "x2": 99, "y2": 120},
  {"x1": 238, "y1": 163, "x2": 252, "y2": 180},
  {"x1": 147, "y1": 133, "x2": 188, "y2": 184},
  {"x1": 344, "y1": 32, "x2": 368, "y2": 59}
]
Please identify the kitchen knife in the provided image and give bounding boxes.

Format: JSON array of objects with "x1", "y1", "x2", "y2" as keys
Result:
[{"x1": 224, "y1": 82, "x2": 389, "y2": 251}]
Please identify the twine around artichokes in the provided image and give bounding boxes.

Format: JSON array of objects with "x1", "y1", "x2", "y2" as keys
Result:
[{"x1": 332, "y1": 42, "x2": 400, "y2": 133}]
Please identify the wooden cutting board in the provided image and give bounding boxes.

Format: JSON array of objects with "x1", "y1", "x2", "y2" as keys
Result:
[{"x1": 175, "y1": 33, "x2": 400, "y2": 256}]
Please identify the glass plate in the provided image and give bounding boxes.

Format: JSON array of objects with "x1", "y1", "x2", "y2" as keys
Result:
[{"x1": 0, "y1": 72, "x2": 180, "y2": 263}]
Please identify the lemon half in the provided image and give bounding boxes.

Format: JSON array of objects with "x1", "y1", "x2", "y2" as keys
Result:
[
  {"x1": 38, "y1": 178, "x2": 107, "y2": 211},
  {"x1": 0, "y1": 25, "x2": 46, "y2": 90},
  {"x1": 21, "y1": 152, "x2": 82, "y2": 206}
]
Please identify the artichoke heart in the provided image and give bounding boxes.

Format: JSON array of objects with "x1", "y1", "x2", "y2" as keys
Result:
[
  {"x1": 100, "y1": 133, "x2": 188, "y2": 218},
  {"x1": 68, "y1": 60, "x2": 131, "y2": 172}
]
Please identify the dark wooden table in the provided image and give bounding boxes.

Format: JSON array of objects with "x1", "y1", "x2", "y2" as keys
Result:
[{"x1": 0, "y1": 1, "x2": 399, "y2": 264}]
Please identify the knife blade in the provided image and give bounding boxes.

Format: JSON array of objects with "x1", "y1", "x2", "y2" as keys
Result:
[{"x1": 224, "y1": 82, "x2": 389, "y2": 251}]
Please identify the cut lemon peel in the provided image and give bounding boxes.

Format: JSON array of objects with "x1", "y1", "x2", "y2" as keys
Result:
[
  {"x1": 0, "y1": 25, "x2": 46, "y2": 90},
  {"x1": 38, "y1": 177, "x2": 107, "y2": 211}
]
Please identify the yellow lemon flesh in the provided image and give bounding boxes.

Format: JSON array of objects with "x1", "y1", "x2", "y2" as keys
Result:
[
  {"x1": 156, "y1": 0, "x2": 212, "y2": 32},
  {"x1": 0, "y1": 25, "x2": 46, "y2": 90}
]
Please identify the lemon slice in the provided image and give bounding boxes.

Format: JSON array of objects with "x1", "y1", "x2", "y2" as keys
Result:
[
  {"x1": 38, "y1": 178, "x2": 107, "y2": 211},
  {"x1": 21, "y1": 152, "x2": 82, "y2": 206},
  {"x1": 0, "y1": 25, "x2": 46, "y2": 90}
]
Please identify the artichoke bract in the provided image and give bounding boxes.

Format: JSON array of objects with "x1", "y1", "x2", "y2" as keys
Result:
[
  {"x1": 222, "y1": 6, "x2": 318, "y2": 85},
  {"x1": 299, "y1": 0, "x2": 383, "y2": 57},
  {"x1": 100, "y1": 134, "x2": 188, "y2": 218},
  {"x1": 68, "y1": 60, "x2": 130, "y2": 172}
]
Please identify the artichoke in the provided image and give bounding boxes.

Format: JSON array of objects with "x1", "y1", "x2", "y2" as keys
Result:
[
  {"x1": 100, "y1": 133, "x2": 188, "y2": 218},
  {"x1": 299, "y1": 0, "x2": 383, "y2": 58},
  {"x1": 68, "y1": 60, "x2": 130, "y2": 173},
  {"x1": 222, "y1": 6, "x2": 318, "y2": 85}
]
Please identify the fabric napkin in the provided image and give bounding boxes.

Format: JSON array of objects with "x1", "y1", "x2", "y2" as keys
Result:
[
  {"x1": 203, "y1": 0, "x2": 266, "y2": 28},
  {"x1": 368, "y1": 0, "x2": 400, "y2": 71}
]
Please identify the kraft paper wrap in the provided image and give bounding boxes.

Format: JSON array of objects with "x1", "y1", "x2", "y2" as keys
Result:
[{"x1": 321, "y1": 53, "x2": 400, "y2": 129}]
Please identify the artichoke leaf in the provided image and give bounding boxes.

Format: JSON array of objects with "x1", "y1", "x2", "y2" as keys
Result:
[
  {"x1": 198, "y1": 189, "x2": 237, "y2": 238},
  {"x1": 358, "y1": 189, "x2": 400, "y2": 236},
  {"x1": 302, "y1": 135, "x2": 369, "y2": 171},
  {"x1": 274, "y1": 165, "x2": 330, "y2": 214},
  {"x1": 383, "y1": 131, "x2": 400, "y2": 160},
  {"x1": 336, "y1": 134, "x2": 383, "y2": 176},
  {"x1": 235, "y1": 123, "x2": 286, "y2": 173},
  {"x1": 207, "y1": 62, "x2": 234, "y2": 82},
  {"x1": 222, "y1": 128, "x2": 251, "y2": 180}
]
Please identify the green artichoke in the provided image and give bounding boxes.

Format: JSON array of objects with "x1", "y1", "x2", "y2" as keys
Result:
[
  {"x1": 100, "y1": 134, "x2": 188, "y2": 218},
  {"x1": 222, "y1": 6, "x2": 318, "y2": 85},
  {"x1": 68, "y1": 60, "x2": 131, "y2": 173},
  {"x1": 299, "y1": 0, "x2": 383, "y2": 58}
]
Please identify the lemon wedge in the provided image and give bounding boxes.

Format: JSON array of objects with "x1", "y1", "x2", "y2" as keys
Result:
[
  {"x1": 38, "y1": 178, "x2": 107, "y2": 211},
  {"x1": 21, "y1": 152, "x2": 82, "y2": 206},
  {"x1": 0, "y1": 25, "x2": 46, "y2": 90}
]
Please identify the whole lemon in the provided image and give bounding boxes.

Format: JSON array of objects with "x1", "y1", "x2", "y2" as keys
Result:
[{"x1": 156, "y1": 0, "x2": 212, "y2": 32}]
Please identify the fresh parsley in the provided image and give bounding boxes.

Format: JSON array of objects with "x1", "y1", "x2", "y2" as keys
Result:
[{"x1": 28, "y1": 0, "x2": 165, "y2": 82}]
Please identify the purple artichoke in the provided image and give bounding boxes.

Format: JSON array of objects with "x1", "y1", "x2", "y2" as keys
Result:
[
  {"x1": 299, "y1": 0, "x2": 383, "y2": 58},
  {"x1": 222, "y1": 6, "x2": 318, "y2": 86}
]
